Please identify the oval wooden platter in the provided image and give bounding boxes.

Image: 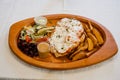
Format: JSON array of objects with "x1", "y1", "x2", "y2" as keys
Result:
[{"x1": 9, "y1": 14, "x2": 118, "y2": 70}]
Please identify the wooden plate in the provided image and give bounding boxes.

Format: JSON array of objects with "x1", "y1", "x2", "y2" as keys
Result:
[{"x1": 9, "y1": 14, "x2": 118, "y2": 70}]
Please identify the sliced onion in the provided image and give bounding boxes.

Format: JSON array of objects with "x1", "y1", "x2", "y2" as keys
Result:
[{"x1": 34, "y1": 16, "x2": 47, "y2": 25}]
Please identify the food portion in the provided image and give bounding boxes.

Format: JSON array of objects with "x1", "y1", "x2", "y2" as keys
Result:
[
  {"x1": 49, "y1": 18, "x2": 84, "y2": 57},
  {"x1": 17, "y1": 16, "x2": 104, "y2": 61},
  {"x1": 37, "y1": 42, "x2": 50, "y2": 58},
  {"x1": 18, "y1": 16, "x2": 54, "y2": 57}
]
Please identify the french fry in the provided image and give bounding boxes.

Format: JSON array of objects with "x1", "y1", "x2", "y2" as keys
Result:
[
  {"x1": 85, "y1": 24, "x2": 91, "y2": 33},
  {"x1": 87, "y1": 33, "x2": 98, "y2": 46},
  {"x1": 88, "y1": 21, "x2": 93, "y2": 30},
  {"x1": 80, "y1": 34, "x2": 86, "y2": 43},
  {"x1": 69, "y1": 40, "x2": 88, "y2": 59},
  {"x1": 86, "y1": 48, "x2": 98, "y2": 57},
  {"x1": 81, "y1": 22, "x2": 90, "y2": 33},
  {"x1": 80, "y1": 40, "x2": 88, "y2": 50},
  {"x1": 78, "y1": 42, "x2": 84, "y2": 49},
  {"x1": 72, "y1": 51, "x2": 87, "y2": 61},
  {"x1": 87, "y1": 38, "x2": 94, "y2": 51},
  {"x1": 92, "y1": 28, "x2": 104, "y2": 45}
]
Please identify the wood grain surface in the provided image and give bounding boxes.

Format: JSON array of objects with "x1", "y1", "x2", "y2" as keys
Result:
[{"x1": 9, "y1": 14, "x2": 118, "y2": 70}]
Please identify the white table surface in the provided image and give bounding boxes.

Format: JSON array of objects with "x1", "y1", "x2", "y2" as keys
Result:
[{"x1": 0, "y1": 0, "x2": 120, "y2": 80}]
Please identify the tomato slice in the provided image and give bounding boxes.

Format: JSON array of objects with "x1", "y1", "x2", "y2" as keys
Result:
[
  {"x1": 25, "y1": 35, "x2": 32, "y2": 42},
  {"x1": 36, "y1": 37, "x2": 48, "y2": 43}
]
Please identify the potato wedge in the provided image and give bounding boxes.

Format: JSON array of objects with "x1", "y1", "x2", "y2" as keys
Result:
[
  {"x1": 92, "y1": 28, "x2": 104, "y2": 45},
  {"x1": 69, "y1": 41, "x2": 88, "y2": 59},
  {"x1": 85, "y1": 24, "x2": 91, "y2": 33},
  {"x1": 87, "y1": 33, "x2": 98, "y2": 46},
  {"x1": 72, "y1": 51, "x2": 86, "y2": 61},
  {"x1": 80, "y1": 40, "x2": 88, "y2": 50},
  {"x1": 88, "y1": 21, "x2": 93, "y2": 30},
  {"x1": 86, "y1": 48, "x2": 98, "y2": 57},
  {"x1": 82, "y1": 23, "x2": 90, "y2": 33},
  {"x1": 87, "y1": 38, "x2": 94, "y2": 51},
  {"x1": 80, "y1": 34, "x2": 86, "y2": 43},
  {"x1": 77, "y1": 42, "x2": 84, "y2": 49}
]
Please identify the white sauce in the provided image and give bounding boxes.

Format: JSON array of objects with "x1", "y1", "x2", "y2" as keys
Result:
[{"x1": 49, "y1": 18, "x2": 84, "y2": 53}]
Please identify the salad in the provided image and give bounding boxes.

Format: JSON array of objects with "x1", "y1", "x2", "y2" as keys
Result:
[{"x1": 18, "y1": 16, "x2": 54, "y2": 57}]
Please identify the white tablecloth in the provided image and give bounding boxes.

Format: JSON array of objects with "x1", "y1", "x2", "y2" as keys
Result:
[{"x1": 0, "y1": 0, "x2": 120, "y2": 80}]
